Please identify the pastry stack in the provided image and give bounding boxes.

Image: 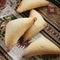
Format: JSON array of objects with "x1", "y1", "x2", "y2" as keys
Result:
[{"x1": 5, "y1": 0, "x2": 60, "y2": 57}]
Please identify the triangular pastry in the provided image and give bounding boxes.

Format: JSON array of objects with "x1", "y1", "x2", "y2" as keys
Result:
[
  {"x1": 23, "y1": 10, "x2": 47, "y2": 41},
  {"x1": 5, "y1": 18, "x2": 35, "y2": 51},
  {"x1": 23, "y1": 34, "x2": 60, "y2": 57},
  {"x1": 17, "y1": 0, "x2": 49, "y2": 13}
]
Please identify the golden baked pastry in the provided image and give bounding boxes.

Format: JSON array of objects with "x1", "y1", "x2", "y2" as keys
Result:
[
  {"x1": 17, "y1": 0, "x2": 49, "y2": 13},
  {"x1": 5, "y1": 17, "x2": 35, "y2": 51}
]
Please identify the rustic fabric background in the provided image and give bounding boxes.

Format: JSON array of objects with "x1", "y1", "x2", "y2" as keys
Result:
[{"x1": 0, "y1": 0, "x2": 60, "y2": 60}]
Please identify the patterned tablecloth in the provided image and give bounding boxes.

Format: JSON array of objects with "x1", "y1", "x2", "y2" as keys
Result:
[{"x1": 0, "y1": 0, "x2": 60, "y2": 60}]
